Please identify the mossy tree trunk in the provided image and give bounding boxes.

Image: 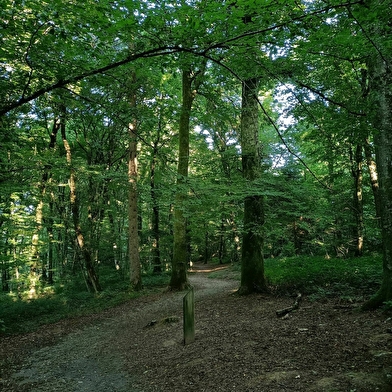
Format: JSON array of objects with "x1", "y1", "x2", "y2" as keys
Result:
[
  {"x1": 238, "y1": 78, "x2": 267, "y2": 295},
  {"x1": 170, "y1": 63, "x2": 205, "y2": 290},
  {"x1": 169, "y1": 69, "x2": 194, "y2": 291}
]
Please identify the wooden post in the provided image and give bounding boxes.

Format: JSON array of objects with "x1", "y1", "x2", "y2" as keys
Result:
[{"x1": 183, "y1": 287, "x2": 195, "y2": 345}]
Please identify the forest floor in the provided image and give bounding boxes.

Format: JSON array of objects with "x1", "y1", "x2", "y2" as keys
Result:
[{"x1": 1, "y1": 263, "x2": 392, "y2": 392}]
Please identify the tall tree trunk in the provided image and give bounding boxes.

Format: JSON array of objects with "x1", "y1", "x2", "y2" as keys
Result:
[
  {"x1": 364, "y1": 138, "x2": 382, "y2": 221},
  {"x1": 47, "y1": 198, "x2": 54, "y2": 285},
  {"x1": 218, "y1": 218, "x2": 225, "y2": 264},
  {"x1": 150, "y1": 147, "x2": 161, "y2": 273},
  {"x1": 30, "y1": 198, "x2": 43, "y2": 298},
  {"x1": 230, "y1": 215, "x2": 241, "y2": 263},
  {"x1": 108, "y1": 209, "x2": 119, "y2": 269},
  {"x1": 128, "y1": 123, "x2": 142, "y2": 290},
  {"x1": 122, "y1": 66, "x2": 143, "y2": 289},
  {"x1": 169, "y1": 62, "x2": 205, "y2": 290},
  {"x1": 86, "y1": 178, "x2": 105, "y2": 266},
  {"x1": 238, "y1": 78, "x2": 267, "y2": 294},
  {"x1": 350, "y1": 144, "x2": 364, "y2": 256},
  {"x1": 45, "y1": 118, "x2": 60, "y2": 285},
  {"x1": 30, "y1": 116, "x2": 61, "y2": 293},
  {"x1": 170, "y1": 68, "x2": 194, "y2": 290},
  {"x1": 363, "y1": 52, "x2": 392, "y2": 309},
  {"x1": 203, "y1": 227, "x2": 209, "y2": 264},
  {"x1": 61, "y1": 106, "x2": 101, "y2": 293}
]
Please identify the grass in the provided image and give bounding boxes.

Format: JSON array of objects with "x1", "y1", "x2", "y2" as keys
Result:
[
  {"x1": 0, "y1": 267, "x2": 171, "y2": 335},
  {"x1": 209, "y1": 254, "x2": 383, "y2": 300},
  {"x1": 265, "y1": 254, "x2": 382, "y2": 297},
  {"x1": 0, "y1": 254, "x2": 383, "y2": 335}
]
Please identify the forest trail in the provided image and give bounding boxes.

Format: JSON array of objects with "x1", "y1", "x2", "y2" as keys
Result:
[{"x1": 1, "y1": 265, "x2": 392, "y2": 392}]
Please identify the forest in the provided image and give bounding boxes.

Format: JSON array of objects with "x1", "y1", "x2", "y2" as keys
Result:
[{"x1": 1, "y1": 0, "x2": 392, "y2": 332}]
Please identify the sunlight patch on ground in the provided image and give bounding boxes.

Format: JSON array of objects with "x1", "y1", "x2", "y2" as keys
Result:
[{"x1": 188, "y1": 263, "x2": 230, "y2": 274}]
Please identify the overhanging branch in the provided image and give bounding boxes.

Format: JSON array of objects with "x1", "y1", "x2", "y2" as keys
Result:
[
  {"x1": 0, "y1": 0, "x2": 365, "y2": 117},
  {"x1": 251, "y1": 86, "x2": 332, "y2": 191},
  {"x1": 0, "y1": 46, "x2": 182, "y2": 116}
]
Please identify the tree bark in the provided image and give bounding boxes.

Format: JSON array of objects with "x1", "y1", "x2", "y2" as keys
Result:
[
  {"x1": 238, "y1": 78, "x2": 267, "y2": 294},
  {"x1": 30, "y1": 117, "x2": 61, "y2": 293},
  {"x1": 150, "y1": 144, "x2": 161, "y2": 274},
  {"x1": 218, "y1": 218, "x2": 225, "y2": 264},
  {"x1": 128, "y1": 90, "x2": 142, "y2": 290},
  {"x1": 47, "y1": 199, "x2": 54, "y2": 285},
  {"x1": 45, "y1": 118, "x2": 61, "y2": 285},
  {"x1": 169, "y1": 61, "x2": 205, "y2": 290},
  {"x1": 350, "y1": 144, "x2": 364, "y2": 256},
  {"x1": 363, "y1": 51, "x2": 392, "y2": 309},
  {"x1": 30, "y1": 198, "x2": 43, "y2": 298},
  {"x1": 203, "y1": 227, "x2": 209, "y2": 264},
  {"x1": 123, "y1": 67, "x2": 143, "y2": 290},
  {"x1": 364, "y1": 138, "x2": 382, "y2": 221},
  {"x1": 61, "y1": 106, "x2": 101, "y2": 293},
  {"x1": 170, "y1": 68, "x2": 194, "y2": 290}
]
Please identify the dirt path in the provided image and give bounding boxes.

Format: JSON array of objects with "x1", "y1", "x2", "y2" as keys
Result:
[{"x1": 2, "y1": 266, "x2": 392, "y2": 391}]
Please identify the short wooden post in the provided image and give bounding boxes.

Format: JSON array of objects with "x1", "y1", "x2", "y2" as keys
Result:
[{"x1": 183, "y1": 287, "x2": 195, "y2": 345}]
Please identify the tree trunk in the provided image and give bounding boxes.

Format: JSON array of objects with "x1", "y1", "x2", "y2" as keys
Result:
[
  {"x1": 350, "y1": 144, "x2": 364, "y2": 256},
  {"x1": 128, "y1": 111, "x2": 142, "y2": 290},
  {"x1": 30, "y1": 198, "x2": 43, "y2": 298},
  {"x1": 44, "y1": 118, "x2": 60, "y2": 285},
  {"x1": 238, "y1": 78, "x2": 267, "y2": 294},
  {"x1": 150, "y1": 146, "x2": 161, "y2": 273},
  {"x1": 30, "y1": 118, "x2": 60, "y2": 293},
  {"x1": 47, "y1": 200, "x2": 54, "y2": 285},
  {"x1": 108, "y1": 208, "x2": 121, "y2": 270},
  {"x1": 61, "y1": 106, "x2": 101, "y2": 293},
  {"x1": 125, "y1": 69, "x2": 142, "y2": 290},
  {"x1": 218, "y1": 218, "x2": 225, "y2": 264},
  {"x1": 170, "y1": 68, "x2": 194, "y2": 290},
  {"x1": 203, "y1": 227, "x2": 209, "y2": 264},
  {"x1": 363, "y1": 51, "x2": 392, "y2": 309},
  {"x1": 364, "y1": 138, "x2": 382, "y2": 221}
]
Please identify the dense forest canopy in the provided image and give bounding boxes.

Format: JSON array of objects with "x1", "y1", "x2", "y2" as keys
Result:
[{"x1": 1, "y1": 0, "x2": 392, "y2": 307}]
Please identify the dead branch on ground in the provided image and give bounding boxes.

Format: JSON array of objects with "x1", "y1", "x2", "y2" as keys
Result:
[{"x1": 276, "y1": 293, "x2": 302, "y2": 318}]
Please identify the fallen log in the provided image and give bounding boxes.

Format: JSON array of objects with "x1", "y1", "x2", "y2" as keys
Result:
[{"x1": 276, "y1": 293, "x2": 302, "y2": 318}]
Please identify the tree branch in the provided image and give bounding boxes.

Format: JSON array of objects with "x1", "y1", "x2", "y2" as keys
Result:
[
  {"x1": 202, "y1": 0, "x2": 364, "y2": 53},
  {"x1": 0, "y1": 0, "x2": 364, "y2": 117},
  {"x1": 0, "y1": 46, "x2": 182, "y2": 116},
  {"x1": 253, "y1": 92, "x2": 333, "y2": 191},
  {"x1": 294, "y1": 81, "x2": 365, "y2": 116},
  {"x1": 348, "y1": 6, "x2": 389, "y2": 66}
]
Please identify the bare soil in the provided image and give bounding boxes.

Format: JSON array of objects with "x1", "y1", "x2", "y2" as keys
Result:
[{"x1": 1, "y1": 263, "x2": 392, "y2": 392}]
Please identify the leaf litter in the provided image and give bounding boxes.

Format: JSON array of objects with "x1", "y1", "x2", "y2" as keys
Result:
[{"x1": 1, "y1": 264, "x2": 392, "y2": 392}]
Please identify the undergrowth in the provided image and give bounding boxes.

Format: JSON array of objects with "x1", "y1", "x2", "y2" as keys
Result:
[
  {"x1": 209, "y1": 254, "x2": 383, "y2": 300},
  {"x1": 0, "y1": 267, "x2": 170, "y2": 335},
  {"x1": 267, "y1": 254, "x2": 382, "y2": 298}
]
